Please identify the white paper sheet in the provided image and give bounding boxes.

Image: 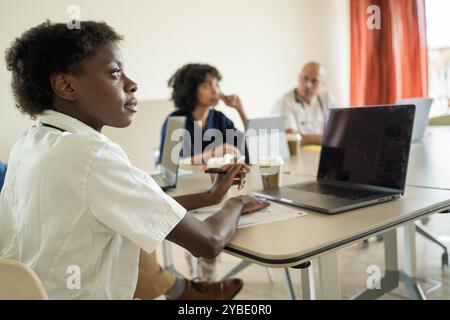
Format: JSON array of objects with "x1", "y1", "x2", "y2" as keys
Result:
[{"x1": 188, "y1": 201, "x2": 308, "y2": 228}]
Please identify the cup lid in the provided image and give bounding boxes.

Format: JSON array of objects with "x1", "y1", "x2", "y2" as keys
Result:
[
  {"x1": 207, "y1": 157, "x2": 232, "y2": 168},
  {"x1": 285, "y1": 133, "x2": 302, "y2": 141},
  {"x1": 258, "y1": 156, "x2": 284, "y2": 166}
]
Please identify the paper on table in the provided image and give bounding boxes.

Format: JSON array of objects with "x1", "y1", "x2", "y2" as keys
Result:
[
  {"x1": 177, "y1": 168, "x2": 194, "y2": 176},
  {"x1": 302, "y1": 145, "x2": 321, "y2": 152},
  {"x1": 188, "y1": 201, "x2": 307, "y2": 228},
  {"x1": 148, "y1": 168, "x2": 194, "y2": 176}
]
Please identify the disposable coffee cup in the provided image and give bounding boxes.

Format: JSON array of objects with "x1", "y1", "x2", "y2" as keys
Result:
[
  {"x1": 206, "y1": 156, "x2": 232, "y2": 183},
  {"x1": 259, "y1": 156, "x2": 284, "y2": 190},
  {"x1": 286, "y1": 133, "x2": 301, "y2": 156}
]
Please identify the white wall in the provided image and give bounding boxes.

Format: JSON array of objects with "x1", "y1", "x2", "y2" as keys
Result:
[{"x1": 0, "y1": 0, "x2": 350, "y2": 162}]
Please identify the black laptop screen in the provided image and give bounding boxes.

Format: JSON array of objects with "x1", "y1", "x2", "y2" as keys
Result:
[{"x1": 318, "y1": 105, "x2": 415, "y2": 191}]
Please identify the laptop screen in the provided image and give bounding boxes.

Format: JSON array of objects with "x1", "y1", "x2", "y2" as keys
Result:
[
  {"x1": 396, "y1": 98, "x2": 433, "y2": 142},
  {"x1": 160, "y1": 117, "x2": 186, "y2": 185},
  {"x1": 318, "y1": 105, "x2": 415, "y2": 192},
  {"x1": 246, "y1": 116, "x2": 290, "y2": 164}
]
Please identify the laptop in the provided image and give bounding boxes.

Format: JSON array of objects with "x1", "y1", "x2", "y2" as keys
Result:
[
  {"x1": 396, "y1": 98, "x2": 433, "y2": 142},
  {"x1": 151, "y1": 116, "x2": 186, "y2": 191},
  {"x1": 245, "y1": 116, "x2": 290, "y2": 165},
  {"x1": 253, "y1": 105, "x2": 416, "y2": 214}
]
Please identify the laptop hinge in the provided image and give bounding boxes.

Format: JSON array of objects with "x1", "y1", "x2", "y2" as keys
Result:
[{"x1": 317, "y1": 179, "x2": 402, "y2": 194}]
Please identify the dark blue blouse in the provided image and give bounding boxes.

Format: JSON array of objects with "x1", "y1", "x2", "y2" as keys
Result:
[{"x1": 159, "y1": 109, "x2": 247, "y2": 163}]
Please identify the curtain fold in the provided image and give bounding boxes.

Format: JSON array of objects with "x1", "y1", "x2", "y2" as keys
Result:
[{"x1": 350, "y1": 0, "x2": 428, "y2": 106}]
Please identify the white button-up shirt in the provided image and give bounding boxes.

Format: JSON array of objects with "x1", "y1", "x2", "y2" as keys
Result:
[
  {"x1": 274, "y1": 90, "x2": 338, "y2": 135},
  {"x1": 0, "y1": 110, "x2": 186, "y2": 299}
]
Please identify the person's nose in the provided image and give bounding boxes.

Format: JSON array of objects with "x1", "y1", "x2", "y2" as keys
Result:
[{"x1": 124, "y1": 75, "x2": 138, "y2": 94}]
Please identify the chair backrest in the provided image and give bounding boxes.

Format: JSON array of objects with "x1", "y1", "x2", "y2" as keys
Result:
[
  {"x1": 0, "y1": 259, "x2": 48, "y2": 300},
  {"x1": 429, "y1": 115, "x2": 450, "y2": 126},
  {"x1": 0, "y1": 162, "x2": 6, "y2": 192}
]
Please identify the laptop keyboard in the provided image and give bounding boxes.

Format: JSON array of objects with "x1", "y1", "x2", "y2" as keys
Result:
[{"x1": 289, "y1": 183, "x2": 386, "y2": 200}]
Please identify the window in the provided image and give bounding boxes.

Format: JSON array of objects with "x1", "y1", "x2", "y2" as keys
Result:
[{"x1": 426, "y1": 0, "x2": 450, "y2": 116}]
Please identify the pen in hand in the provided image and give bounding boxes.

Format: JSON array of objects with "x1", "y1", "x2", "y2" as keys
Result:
[
  {"x1": 204, "y1": 168, "x2": 228, "y2": 175},
  {"x1": 205, "y1": 163, "x2": 248, "y2": 190}
]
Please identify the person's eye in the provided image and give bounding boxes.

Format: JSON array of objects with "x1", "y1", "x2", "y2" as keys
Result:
[{"x1": 112, "y1": 69, "x2": 122, "y2": 79}]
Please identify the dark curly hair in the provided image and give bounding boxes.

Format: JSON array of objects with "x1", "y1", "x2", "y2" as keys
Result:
[
  {"x1": 168, "y1": 63, "x2": 222, "y2": 112},
  {"x1": 5, "y1": 20, "x2": 123, "y2": 118}
]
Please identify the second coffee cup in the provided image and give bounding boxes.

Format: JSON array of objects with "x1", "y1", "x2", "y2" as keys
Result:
[
  {"x1": 286, "y1": 133, "x2": 302, "y2": 156},
  {"x1": 259, "y1": 156, "x2": 284, "y2": 190}
]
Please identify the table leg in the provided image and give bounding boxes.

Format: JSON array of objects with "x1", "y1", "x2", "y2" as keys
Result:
[
  {"x1": 283, "y1": 268, "x2": 296, "y2": 300},
  {"x1": 300, "y1": 261, "x2": 316, "y2": 300},
  {"x1": 318, "y1": 252, "x2": 341, "y2": 299},
  {"x1": 352, "y1": 229, "x2": 399, "y2": 299},
  {"x1": 403, "y1": 222, "x2": 417, "y2": 278},
  {"x1": 352, "y1": 228, "x2": 426, "y2": 300}
]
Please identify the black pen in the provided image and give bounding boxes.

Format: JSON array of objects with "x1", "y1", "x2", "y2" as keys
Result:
[
  {"x1": 205, "y1": 167, "x2": 247, "y2": 190},
  {"x1": 204, "y1": 168, "x2": 228, "y2": 174}
]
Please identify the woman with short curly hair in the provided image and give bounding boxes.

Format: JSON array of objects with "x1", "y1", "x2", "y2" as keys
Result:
[{"x1": 1, "y1": 20, "x2": 267, "y2": 300}]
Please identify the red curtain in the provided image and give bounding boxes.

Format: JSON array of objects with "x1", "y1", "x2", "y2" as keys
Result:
[{"x1": 350, "y1": 0, "x2": 428, "y2": 106}]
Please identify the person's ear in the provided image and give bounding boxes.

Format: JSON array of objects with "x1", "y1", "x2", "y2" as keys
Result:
[{"x1": 50, "y1": 73, "x2": 78, "y2": 101}]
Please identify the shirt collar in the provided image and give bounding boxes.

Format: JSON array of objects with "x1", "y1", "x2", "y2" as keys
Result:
[
  {"x1": 38, "y1": 110, "x2": 100, "y2": 135},
  {"x1": 186, "y1": 108, "x2": 216, "y2": 128},
  {"x1": 294, "y1": 89, "x2": 318, "y2": 107}
]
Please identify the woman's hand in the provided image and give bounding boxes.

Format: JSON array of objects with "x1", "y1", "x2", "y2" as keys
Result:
[
  {"x1": 233, "y1": 195, "x2": 270, "y2": 214},
  {"x1": 221, "y1": 94, "x2": 243, "y2": 111},
  {"x1": 221, "y1": 94, "x2": 248, "y2": 128},
  {"x1": 209, "y1": 164, "x2": 250, "y2": 204}
]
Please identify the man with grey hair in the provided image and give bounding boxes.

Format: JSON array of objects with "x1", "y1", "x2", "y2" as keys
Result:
[{"x1": 274, "y1": 62, "x2": 338, "y2": 146}]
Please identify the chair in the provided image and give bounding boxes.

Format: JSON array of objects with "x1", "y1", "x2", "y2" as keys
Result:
[
  {"x1": 429, "y1": 115, "x2": 450, "y2": 126},
  {"x1": 415, "y1": 114, "x2": 449, "y2": 267},
  {"x1": 360, "y1": 217, "x2": 449, "y2": 269},
  {"x1": 0, "y1": 162, "x2": 7, "y2": 192},
  {"x1": 218, "y1": 257, "x2": 301, "y2": 300},
  {"x1": 161, "y1": 240, "x2": 299, "y2": 299},
  {"x1": 416, "y1": 221, "x2": 449, "y2": 268},
  {"x1": 416, "y1": 117, "x2": 449, "y2": 266},
  {"x1": 0, "y1": 259, "x2": 48, "y2": 300}
]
